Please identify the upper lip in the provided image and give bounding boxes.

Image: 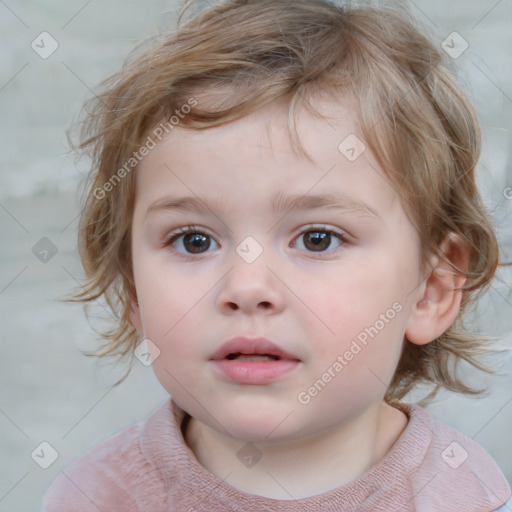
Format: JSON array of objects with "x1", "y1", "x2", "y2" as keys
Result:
[{"x1": 210, "y1": 337, "x2": 300, "y2": 361}]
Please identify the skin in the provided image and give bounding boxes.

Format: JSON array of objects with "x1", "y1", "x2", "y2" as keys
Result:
[{"x1": 130, "y1": 96, "x2": 467, "y2": 499}]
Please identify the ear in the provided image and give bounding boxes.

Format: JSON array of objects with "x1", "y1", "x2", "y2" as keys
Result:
[
  {"x1": 130, "y1": 299, "x2": 143, "y2": 335},
  {"x1": 405, "y1": 233, "x2": 469, "y2": 346}
]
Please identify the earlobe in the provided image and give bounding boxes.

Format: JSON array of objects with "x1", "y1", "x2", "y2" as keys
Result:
[{"x1": 405, "y1": 233, "x2": 469, "y2": 346}]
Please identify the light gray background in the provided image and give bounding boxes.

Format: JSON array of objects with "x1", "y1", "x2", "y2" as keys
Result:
[{"x1": 0, "y1": 1, "x2": 511, "y2": 511}]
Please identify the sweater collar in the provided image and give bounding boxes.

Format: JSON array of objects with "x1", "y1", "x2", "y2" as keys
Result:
[{"x1": 141, "y1": 399, "x2": 434, "y2": 510}]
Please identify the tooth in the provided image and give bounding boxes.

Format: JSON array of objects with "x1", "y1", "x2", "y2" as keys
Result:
[{"x1": 233, "y1": 354, "x2": 276, "y2": 361}]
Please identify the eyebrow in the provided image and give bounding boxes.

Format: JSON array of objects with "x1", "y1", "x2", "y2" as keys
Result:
[{"x1": 145, "y1": 192, "x2": 380, "y2": 220}]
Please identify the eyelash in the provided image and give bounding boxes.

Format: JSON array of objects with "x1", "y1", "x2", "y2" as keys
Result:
[{"x1": 164, "y1": 225, "x2": 348, "y2": 259}]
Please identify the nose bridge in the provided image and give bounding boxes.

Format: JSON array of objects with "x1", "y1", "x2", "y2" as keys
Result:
[{"x1": 216, "y1": 235, "x2": 284, "y2": 314}]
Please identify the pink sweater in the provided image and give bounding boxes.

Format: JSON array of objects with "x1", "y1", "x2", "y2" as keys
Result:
[{"x1": 43, "y1": 399, "x2": 511, "y2": 511}]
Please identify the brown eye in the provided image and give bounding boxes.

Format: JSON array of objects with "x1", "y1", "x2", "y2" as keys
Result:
[
  {"x1": 293, "y1": 228, "x2": 345, "y2": 254},
  {"x1": 182, "y1": 233, "x2": 211, "y2": 253},
  {"x1": 303, "y1": 231, "x2": 332, "y2": 251},
  {"x1": 166, "y1": 227, "x2": 219, "y2": 256}
]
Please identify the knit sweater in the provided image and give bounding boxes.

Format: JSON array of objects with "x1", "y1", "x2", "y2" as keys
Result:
[{"x1": 43, "y1": 399, "x2": 511, "y2": 512}]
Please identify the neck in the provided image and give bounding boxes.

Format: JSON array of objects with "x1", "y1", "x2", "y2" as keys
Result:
[{"x1": 184, "y1": 401, "x2": 408, "y2": 500}]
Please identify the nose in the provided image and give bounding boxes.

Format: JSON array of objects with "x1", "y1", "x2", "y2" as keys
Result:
[{"x1": 216, "y1": 253, "x2": 285, "y2": 316}]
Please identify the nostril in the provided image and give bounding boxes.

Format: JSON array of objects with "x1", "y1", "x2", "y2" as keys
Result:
[{"x1": 224, "y1": 301, "x2": 271, "y2": 311}]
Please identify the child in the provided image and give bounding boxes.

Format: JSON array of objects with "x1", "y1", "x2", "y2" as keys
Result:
[{"x1": 43, "y1": 0, "x2": 511, "y2": 510}]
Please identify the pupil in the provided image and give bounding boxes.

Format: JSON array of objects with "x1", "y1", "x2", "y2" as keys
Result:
[
  {"x1": 184, "y1": 233, "x2": 210, "y2": 253},
  {"x1": 305, "y1": 232, "x2": 330, "y2": 251}
]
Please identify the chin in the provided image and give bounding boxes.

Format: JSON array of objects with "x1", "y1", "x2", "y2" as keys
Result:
[{"x1": 212, "y1": 402, "x2": 308, "y2": 445}]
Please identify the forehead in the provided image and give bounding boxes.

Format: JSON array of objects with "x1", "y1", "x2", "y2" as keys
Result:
[{"x1": 134, "y1": 96, "x2": 398, "y2": 219}]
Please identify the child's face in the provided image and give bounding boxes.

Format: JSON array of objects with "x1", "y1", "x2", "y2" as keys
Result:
[{"x1": 131, "y1": 96, "x2": 427, "y2": 443}]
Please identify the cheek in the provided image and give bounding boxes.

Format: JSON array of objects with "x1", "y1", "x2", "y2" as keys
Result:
[
  {"x1": 296, "y1": 258, "x2": 404, "y2": 333},
  {"x1": 294, "y1": 255, "x2": 408, "y2": 375},
  {"x1": 134, "y1": 258, "x2": 211, "y2": 339},
  {"x1": 143, "y1": 282, "x2": 207, "y2": 397}
]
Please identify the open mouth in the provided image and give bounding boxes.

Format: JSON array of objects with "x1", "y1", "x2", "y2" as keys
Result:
[
  {"x1": 225, "y1": 353, "x2": 281, "y2": 361},
  {"x1": 211, "y1": 337, "x2": 299, "y2": 362},
  {"x1": 211, "y1": 338, "x2": 300, "y2": 384}
]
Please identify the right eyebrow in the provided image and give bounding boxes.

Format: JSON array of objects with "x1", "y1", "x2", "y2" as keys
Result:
[{"x1": 145, "y1": 195, "x2": 225, "y2": 218}]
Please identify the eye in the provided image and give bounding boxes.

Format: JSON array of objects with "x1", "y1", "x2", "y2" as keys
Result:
[
  {"x1": 165, "y1": 226, "x2": 219, "y2": 255},
  {"x1": 292, "y1": 227, "x2": 346, "y2": 253}
]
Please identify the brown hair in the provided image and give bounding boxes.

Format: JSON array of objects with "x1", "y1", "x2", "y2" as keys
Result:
[{"x1": 71, "y1": 0, "x2": 501, "y2": 404}]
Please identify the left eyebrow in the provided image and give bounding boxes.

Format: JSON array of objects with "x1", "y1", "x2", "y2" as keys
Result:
[
  {"x1": 145, "y1": 192, "x2": 381, "y2": 220},
  {"x1": 145, "y1": 195, "x2": 225, "y2": 218},
  {"x1": 271, "y1": 192, "x2": 381, "y2": 220}
]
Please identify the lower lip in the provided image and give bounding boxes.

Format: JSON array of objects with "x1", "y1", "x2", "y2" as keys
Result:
[{"x1": 211, "y1": 359, "x2": 299, "y2": 384}]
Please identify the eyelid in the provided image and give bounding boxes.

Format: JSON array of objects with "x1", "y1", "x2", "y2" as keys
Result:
[
  {"x1": 164, "y1": 225, "x2": 215, "y2": 242},
  {"x1": 294, "y1": 224, "x2": 348, "y2": 240},
  {"x1": 164, "y1": 224, "x2": 347, "y2": 241}
]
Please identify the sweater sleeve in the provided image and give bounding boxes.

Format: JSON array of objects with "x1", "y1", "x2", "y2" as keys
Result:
[
  {"x1": 41, "y1": 424, "x2": 145, "y2": 512},
  {"x1": 41, "y1": 469, "x2": 133, "y2": 512}
]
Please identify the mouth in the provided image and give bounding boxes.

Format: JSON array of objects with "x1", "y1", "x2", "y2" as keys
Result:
[
  {"x1": 210, "y1": 337, "x2": 301, "y2": 385},
  {"x1": 225, "y1": 353, "x2": 281, "y2": 361},
  {"x1": 210, "y1": 336, "x2": 300, "y2": 362}
]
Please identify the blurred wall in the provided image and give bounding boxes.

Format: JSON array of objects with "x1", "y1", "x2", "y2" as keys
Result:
[{"x1": 0, "y1": 1, "x2": 511, "y2": 511}]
